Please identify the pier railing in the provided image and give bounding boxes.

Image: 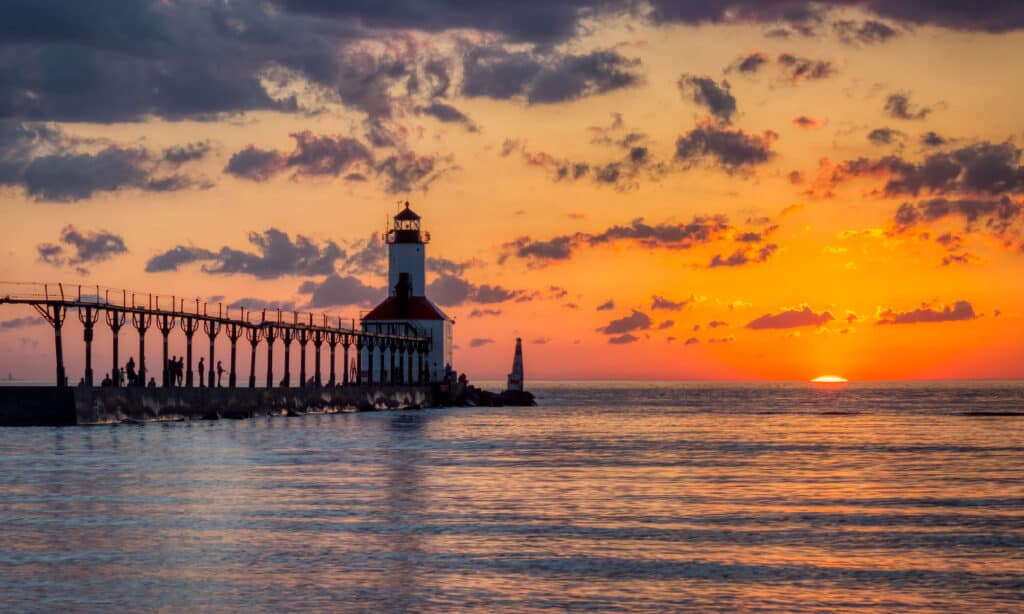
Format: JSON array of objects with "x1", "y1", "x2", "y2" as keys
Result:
[{"x1": 0, "y1": 281, "x2": 432, "y2": 389}]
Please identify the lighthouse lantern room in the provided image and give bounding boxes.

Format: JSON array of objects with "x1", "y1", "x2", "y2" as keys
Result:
[{"x1": 362, "y1": 202, "x2": 453, "y2": 383}]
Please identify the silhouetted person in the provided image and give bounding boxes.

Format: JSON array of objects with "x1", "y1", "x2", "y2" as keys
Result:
[
  {"x1": 197, "y1": 358, "x2": 205, "y2": 388},
  {"x1": 216, "y1": 360, "x2": 224, "y2": 387},
  {"x1": 147, "y1": 377, "x2": 156, "y2": 389},
  {"x1": 169, "y1": 355, "x2": 178, "y2": 386},
  {"x1": 101, "y1": 373, "x2": 113, "y2": 387},
  {"x1": 117, "y1": 368, "x2": 125, "y2": 387},
  {"x1": 176, "y1": 357, "x2": 184, "y2": 386},
  {"x1": 126, "y1": 357, "x2": 137, "y2": 386}
]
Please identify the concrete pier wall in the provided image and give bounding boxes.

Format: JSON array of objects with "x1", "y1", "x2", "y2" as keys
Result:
[{"x1": 0, "y1": 385, "x2": 432, "y2": 426}]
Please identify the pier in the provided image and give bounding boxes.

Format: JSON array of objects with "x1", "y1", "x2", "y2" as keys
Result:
[{"x1": 0, "y1": 281, "x2": 436, "y2": 425}]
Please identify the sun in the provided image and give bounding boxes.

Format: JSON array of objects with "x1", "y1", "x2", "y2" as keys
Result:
[{"x1": 811, "y1": 375, "x2": 849, "y2": 383}]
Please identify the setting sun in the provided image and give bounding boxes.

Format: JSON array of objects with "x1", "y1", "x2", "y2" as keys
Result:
[{"x1": 811, "y1": 375, "x2": 849, "y2": 383}]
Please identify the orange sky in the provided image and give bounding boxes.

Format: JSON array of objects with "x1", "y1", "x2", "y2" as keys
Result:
[{"x1": 1, "y1": 3, "x2": 1023, "y2": 382}]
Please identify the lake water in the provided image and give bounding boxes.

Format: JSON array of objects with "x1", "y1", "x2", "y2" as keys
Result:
[{"x1": 1, "y1": 382, "x2": 1022, "y2": 612}]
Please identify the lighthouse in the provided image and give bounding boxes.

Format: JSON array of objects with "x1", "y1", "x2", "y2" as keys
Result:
[
  {"x1": 362, "y1": 203, "x2": 453, "y2": 383},
  {"x1": 506, "y1": 338, "x2": 524, "y2": 392}
]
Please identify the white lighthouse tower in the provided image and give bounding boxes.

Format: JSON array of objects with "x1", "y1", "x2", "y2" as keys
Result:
[{"x1": 362, "y1": 203, "x2": 453, "y2": 383}]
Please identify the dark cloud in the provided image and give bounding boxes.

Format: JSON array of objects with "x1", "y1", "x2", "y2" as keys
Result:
[
  {"x1": 877, "y1": 300, "x2": 977, "y2": 325},
  {"x1": 461, "y1": 46, "x2": 642, "y2": 104},
  {"x1": 469, "y1": 338, "x2": 495, "y2": 348},
  {"x1": 746, "y1": 306, "x2": 834, "y2": 330},
  {"x1": 868, "y1": 127, "x2": 903, "y2": 146},
  {"x1": 709, "y1": 243, "x2": 778, "y2": 267},
  {"x1": 417, "y1": 102, "x2": 477, "y2": 131},
  {"x1": 891, "y1": 196, "x2": 1023, "y2": 237},
  {"x1": 921, "y1": 131, "x2": 948, "y2": 148},
  {"x1": 709, "y1": 320, "x2": 729, "y2": 328},
  {"x1": 792, "y1": 115, "x2": 822, "y2": 129},
  {"x1": 468, "y1": 308, "x2": 502, "y2": 318},
  {"x1": 684, "y1": 337, "x2": 699, "y2": 345},
  {"x1": 730, "y1": 51, "x2": 770, "y2": 74},
  {"x1": 884, "y1": 92, "x2": 933, "y2": 120},
  {"x1": 376, "y1": 151, "x2": 453, "y2": 193},
  {"x1": 651, "y1": 295, "x2": 692, "y2": 311},
  {"x1": 678, "y1": 75, "x2": 736, "y2": 124},
  {"x1": 163, "y1": 141, "x2": 212, "y2": 165},
  {"x1": 297, "y1": 274, "x2": 382, "y2": 308},
  {"x1": 608, "y1": 333, "x2": 639, "y2": 345},
  {"x1": 502, "y1": 214, "x2": 781, "y2": 266},
  {"x1": 0, "y1": 316, "x2": 44, "y2": 331},
  {"x1": 225, "y1": 130, "x2": 373, "y2": 181},
  {"x1": 37, "y1": 225, "x2": 127, "y2": 272},
  {"x1": 597, "y1": 310, "x2": 652, "y2": 335},
  {"x1": 147, "y1": 228, "x2": 344, "y2": 279},
  {"x1": 776, "y1": 53, "x2": 836, "y2": 82},
  {"x1": 675, "y1": 125, "x2": 777, "y2": 174},
  {"x1": 833, "y1": 19, "x2": 899, "y2": 45},
  {"x1": 658, "y1": 320, "x2": 674, "y2": 330},
  {"x1": 596, "y1": 299, "x2": 615, "y2": 311},
  {"x1": 425, "y1": 274, "x2": 524, "y2": 307},
  {"x1": 808, "y1": 140, "x2": 1024, "y2": 199}
]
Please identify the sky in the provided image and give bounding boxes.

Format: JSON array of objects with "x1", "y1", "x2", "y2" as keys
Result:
[{"x1": 1, "y1": 0, "x2": 1023, "y2": 382}]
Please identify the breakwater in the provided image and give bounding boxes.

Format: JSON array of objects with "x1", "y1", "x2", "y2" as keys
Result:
[{"x1": 0, "y1": 385, "x2": 432, "y2": 426}]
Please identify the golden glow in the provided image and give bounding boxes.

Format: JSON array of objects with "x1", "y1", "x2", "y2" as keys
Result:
[{"x1": 811, "y1": 375, "x2": 849, "y2": 384}]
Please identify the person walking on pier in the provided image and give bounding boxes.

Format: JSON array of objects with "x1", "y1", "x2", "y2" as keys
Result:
[
  {"x1": 126, "y1": 357, "x2": 137, "y2": 386},
  {"x1": 176, "y1": 357, "x2": 184, "y2": 386},
  {"x1": 117, "y1": 367, "x2": 125, "y2": 387},
  {"x1": 197, "y1": 357, "x2": 205, "y2": 388},
  {"x1": 216, "y1": 360, "x2": 224, "y2": 387}
]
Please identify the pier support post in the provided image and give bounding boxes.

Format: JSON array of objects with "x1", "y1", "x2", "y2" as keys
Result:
[
  {"x1": 132, "y1": 310, "x2": 152, "y2": 386},
  {"x1": 405, "y1": 342, "x2": 412, "y2": 386},
  {"x1": 379, "y1": 339, "x2": 386, "y2": 385},
  {"x1": 313, "y1": 330, "x2": 323, "y2": 387},
  {"x1": 179, "y1": 317, "x2": 200, "y2": 387},
  {"x1": 341, "y1": 335, "x2": 351, "y2": 387},
  {"x1": 156, "y1": 314, "x2": 176, "y2": 387},
  {"x1": 420, "y1": 345, "x2": 428, "y2": 384},
  {"x1": 264, "y1": 326, "x2": 277, "y2": 389},
  {"x1": 226, "y1": 323, "x2": 243, "y2": 388},
  {"x1": 327, "y1": 333, "x2": 339, "y2": 387},
  {"x1": 297, "y1": 328, "x2": 308, "y2": 387},
  {"x1": 105, "y1": 309, "x2": 126, "y2": 387},
  {"x1": 34, "y1": 303, "x2": 67, "y2": 387},
  {"x1": 356, "y1": 337, "x2": 365, "y2": 385},
  {"x1": 246, "y1": 326, "x2": 261, "y2": 388},
  {"x1": 204, "y1": 320, "x2": 220, "y2": 388},
  {"x1": 281, "y1": 328, "x2": 292, "y2": 388},
  {"x1": 78, "y1": 306, "x2": 99, "y2": 386}
]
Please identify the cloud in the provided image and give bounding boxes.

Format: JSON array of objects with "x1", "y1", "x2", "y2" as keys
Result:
[
  {"x1": 597, "y1": 310, "x2": 652, "y2": 335},
  {"x1": 868, "y1": 127, "x2": 903, "y2": 146},
  {"x1": 806, "y1": 140, "x2": 1024, "y2": 199},
  {"x1": 658, "y1": 320, "x2": 674, "y2": 330},
  {"x1": 468, "y1": 308, "x2": 502, "y2": 318},
  {"x1": 0, "y1": 122, "x2": 208, "y2": 202},
  {"x1": 678, "y1": 75, "x2": 736, "y2": 124},
  {"x1": 376, "y1": 151, "x2": 453, "y2": 193},
  {"x1": 501, "y1": 214, "x2": 779, "y2": 266},
  {"x1": 416, "y1": 102, "x2": 477, "y2": 131},
  {"x1": 461, "y1": 46, "x2": 642, "y2": 104},
  {"x1": 877, "y1": 300, "x2": 977, "y2": 325},
  {"x1": 675, "y1": 124, "x2": 778, "y2": 174},
  {"x1": 776, "y1": 53, "x2": 836, "y2": 83},
  {"x1": 596, "y1": 299, "x2": 615, "y2": 311},
  {"x1": 163, "y1": 141, "x2": 213, "y2": 164},
  {"x1": 146, "y1": 228, "x2": 345, "y2": 278},
  {"x1": 792, "y1": 115, "x2": 822, "y2": 129},
  {"x1": 884, "y1": 91, "x2": 933, "y2": 120},
  {"x1": 469, "y1": 338, "x2": 494, "y2": 348},
  {"x1": 227, "y1": 298, "x2": 298, "y2": 313},
  {"x1": 0, "y1": 316, "x2": 44, "y2": 331},
  {"x1": 709, "y1": 320, "x2": 728, "y2": 328},
  {"x1": 891, "y1": 197, "x2": 1023, "y2": 240},
  {"x1": 833, "y1": 19, "x2": 899, "y2": 45},
  {"x1": 608, "y1": 333, "x2": 639, "y2": 345},
  {"x1": 746, "y1": 306, "x2": 834, "y2": 330},
  {"x1": 651, "y1": 295, "x2": 692, "y2": 311},
  {"x1": 921, "y1": 132, "x2": 948, "y2": 147},
  {"x1": 36, "y1": 225, "x2": 127, "y2": 272},
  {"x1": 298, "y1": 274, "x2": 383, "y2": 308},
  {"x1": 225, "y1": 130, "x2": 373, "y2": 180},
  {"x1": 684, "y1": 337, "x2": 699, "y2": 345},
  {"x1": 425, "y1": 274, "x2": 524, "y2": 307},
  {"x1": 730, "y1": 51, "x2": 770, "y2": 74},
  {"x1": 709, "y1": 243, "x2": 779, "y2": 267}
]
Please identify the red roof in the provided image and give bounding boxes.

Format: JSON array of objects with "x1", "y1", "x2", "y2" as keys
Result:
[{"x1": 363, "y1": 296, "x2": 450, "y2": 321}]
